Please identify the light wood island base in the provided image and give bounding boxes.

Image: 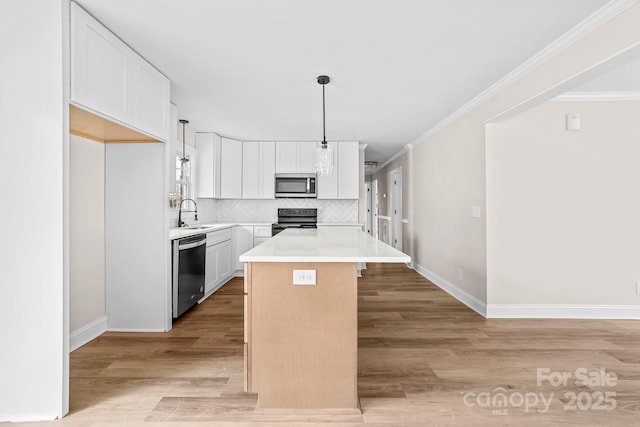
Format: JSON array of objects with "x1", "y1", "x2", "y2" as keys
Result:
[{"x1": 244, "y1": 262, "x2": 359, "y2": 412}]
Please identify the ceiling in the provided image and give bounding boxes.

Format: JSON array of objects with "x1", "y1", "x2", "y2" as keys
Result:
[{"x1": 76, "y1": 0, "x2": 611, "y2": 164}]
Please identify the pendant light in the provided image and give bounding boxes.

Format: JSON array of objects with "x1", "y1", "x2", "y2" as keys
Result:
[
  {"x1": 178, "y1": 119, "x2": 189, "y2": 173},
  {"x1": 316, "y1": 75, "x2": 334, "y2": 176}
]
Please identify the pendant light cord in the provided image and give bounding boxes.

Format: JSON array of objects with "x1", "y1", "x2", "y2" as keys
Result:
[{"x1": 179, "y1": 119, "x2": 189, "y2": 162}]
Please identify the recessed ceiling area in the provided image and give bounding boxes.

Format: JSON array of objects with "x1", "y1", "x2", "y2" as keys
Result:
[{"x1": 75, "y1": 0, "x2": 610, "y2": 164}]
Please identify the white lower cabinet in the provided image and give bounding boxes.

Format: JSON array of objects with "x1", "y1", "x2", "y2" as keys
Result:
[
  {"x1": 233, "y1": 226, "x2": 254, "y2": 271},
  {"x1": 253, "y1": 225, "x2": 272, "y2": 247},
  {"x1": 232, "y1": 225, "x2": 273, "y2": 273},
  {"x1": 205, "y1": 229, "x2": 233, "y2": 295}
]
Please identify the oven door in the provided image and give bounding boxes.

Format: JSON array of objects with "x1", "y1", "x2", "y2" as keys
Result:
[{"x1": 272, "y1": 223, "x2": 317, "y2": 236}]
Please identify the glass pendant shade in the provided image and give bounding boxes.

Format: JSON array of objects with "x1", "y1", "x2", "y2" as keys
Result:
[{"x1": 316, "y1": 143, "x2": 334, "y2": 176}]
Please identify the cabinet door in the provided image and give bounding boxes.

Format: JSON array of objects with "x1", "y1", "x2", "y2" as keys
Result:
[
  {"x1": 132, "y1": 56, "x2": 169, "y2": 139},
  {"x1": 275, "y1": 142, "x2": 297, "y2": 173},
  {"x1": 205, "y1": 244, "x2": 219, "y2": 292},
  {"x1": 71, "y1": 2, "x2": 132, "y2": 124},
  {"x1": 234, "y1": 226, "x2": 254, "y2": 271},
  {"x1": 217, "y1": 240, "x2": 233, "y2": 280},
  {"x1": 316, "y1": 142, "x2": 338, "y2": 199},
  {"x1": 196, "y1": 133, "x2": 217, "y2": 198},
  {"x1": 338, "y1": 141, "x2": 360, "y2": 199},
  {"x1": 242, "y1": 142, "x2": 260, "y2": 199},
  {"x1": 220, "y1": 137, "x2": 243, "y2": 198},
  {"x1": 259, "y1": 142, "x2": 276, "y2": 199},
  {"x1": 253, "y1": 236, "x2": 271, "y2": 247},
  {"x1": 297, "y1": 142, "x2": 317, "y2": 173}
]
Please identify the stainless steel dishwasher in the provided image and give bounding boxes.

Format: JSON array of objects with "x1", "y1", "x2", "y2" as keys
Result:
[{"x1": 172, "y1": 234, "x2": 206, "y2": 318}]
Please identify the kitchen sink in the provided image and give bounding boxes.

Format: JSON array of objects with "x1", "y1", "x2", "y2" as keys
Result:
[{"x1": 184, "y1": 226, "x2": 211, "y2": 230}]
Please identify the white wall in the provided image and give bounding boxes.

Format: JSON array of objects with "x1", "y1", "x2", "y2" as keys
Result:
[
  {"x1": 409, "y1": 2, "x2": 640, "y2": 308},
  {"x1": 105, "y1": 143, "x2": 168, "y2": 331},
  {"x1": 69, "y1": 135, "x2": 106, "y2": 341},
  {"x1": 487, "y1": 100, "x2": 640, "y2": 305},
  {"x1": 0, "y1": 0, "x2": 68, "y2": 420}
]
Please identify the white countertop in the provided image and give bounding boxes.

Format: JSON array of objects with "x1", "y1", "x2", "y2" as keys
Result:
[
  {"x1": 169, "y1": 222, "x2": 273, "y2": 240},
  {"x1": 239, "y1": 227, "x2": 411, "y2": 263}
]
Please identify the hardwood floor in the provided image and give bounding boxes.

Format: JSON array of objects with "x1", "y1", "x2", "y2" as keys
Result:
[{"x1": 20, "y1": 263, "x2": 640, "y2": 426}]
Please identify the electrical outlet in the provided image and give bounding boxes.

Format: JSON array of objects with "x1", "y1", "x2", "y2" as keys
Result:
[
  {"x1": 293, "y1": 270, "x2": 316, "y2": 285},
  {"x1": 636, "y1": 281, "x2": 640, "y2": 295},
  {"x1": 456, "y1": 268, "x2": 463, "y2": 280}
]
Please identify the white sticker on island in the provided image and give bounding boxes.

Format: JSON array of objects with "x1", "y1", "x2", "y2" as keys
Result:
[{"x1": 293, "y1": 270, "x2": 316, "y2": 285}]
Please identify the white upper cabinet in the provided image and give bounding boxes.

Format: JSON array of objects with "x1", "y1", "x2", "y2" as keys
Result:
[
  {"x1": 275, "y1": 142, "x2": 317, "y2": 174},
  {"x1": 196, "y1": 133, "x2": 243, "y2": 199},
  {"x1": 317, "y1": 142, "x2": 338, "y2": 199},
  {"x1": 132, "y1": 56, "x2": 170, "y2": 139},
  {"x1": 338, "y1": 141, "x2": 360, "y2": 199},
  {"x1": 196, "y1": 133, "x2": 217, "y2": 198},
  {"x1": 297, "y1": 142, "x2": 317, "y2": 173},
  {"x1": 275, "y1": 142, "x2": 297, "y2": 173},
  {"x1": 70, "y1": 2, "x2": 169, "y2": 140},
  {"x1": 317, "y1": 141, "x2": 360, "y2": 199},
  {"x1": 71, "y1": 2, "x2": 130, "y2": 123},
  {"x1": 220, "y1": 137, "x2": 243, "y2": 199},
  {"x1": 243, "y1": 141, "x2": 275, "y2": 199},
  {"x1": 242, "y1": 142, "x2": 260, "y2": 198}
]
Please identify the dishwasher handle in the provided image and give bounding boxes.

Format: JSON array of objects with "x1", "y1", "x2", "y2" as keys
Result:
[{"x1": 178, "y1": 237, "x2": 207, "y2": 250}]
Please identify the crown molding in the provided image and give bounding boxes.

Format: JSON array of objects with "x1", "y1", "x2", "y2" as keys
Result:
[
  {"x1": 410, "y1": 0, "x2": 639, "y2": 146},
  {"x1": 553, "y1": 90, "x2": 640, "y2": 101}
]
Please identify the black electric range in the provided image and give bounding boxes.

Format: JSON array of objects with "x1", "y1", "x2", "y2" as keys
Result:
[{"x1": 271, "y1": 208, "x2": 317, "y2": 236}]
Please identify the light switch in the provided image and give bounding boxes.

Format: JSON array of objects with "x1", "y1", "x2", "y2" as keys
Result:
[
  {"x1": 472, "y1": 206, "x2": 481, "y2": 218},
  {"x1": 566, "y1": 113, "x2": 582, "y2": 131}
]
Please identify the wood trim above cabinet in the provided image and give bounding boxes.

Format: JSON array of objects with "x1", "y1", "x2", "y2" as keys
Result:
[{"x1": 70, "y1": 105, "x2": 161, "y2": 143}]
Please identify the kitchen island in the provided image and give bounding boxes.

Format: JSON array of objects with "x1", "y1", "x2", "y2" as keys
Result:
[{"x1": 239, "y1": 227, "x2": 410, "y2": 413}]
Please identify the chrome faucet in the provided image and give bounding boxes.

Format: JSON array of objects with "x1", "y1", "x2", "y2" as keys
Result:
[{"x1": 178, "y1": 198, "x2": 198, "y2": 227}]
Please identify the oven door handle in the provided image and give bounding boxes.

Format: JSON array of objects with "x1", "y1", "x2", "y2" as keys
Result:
[{"x1": 179, "y1": 239, "x2": 206, "y2": 250}]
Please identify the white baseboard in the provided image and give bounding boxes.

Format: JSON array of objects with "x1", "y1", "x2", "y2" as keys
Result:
[
  {"x1": 106, "y1": 327, "x2": 166, "y2": 332},
  {"x1": 487, "y1": 304, "x2": 640, "y2": 319},
  {"x1": 412, "y1": 262, "x2": 487, "y2": 317},
  {"x1": 70, "y1": 315, "x2": 107, "y2": 352}
]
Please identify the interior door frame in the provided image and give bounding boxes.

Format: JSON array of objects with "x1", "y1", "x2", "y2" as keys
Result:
[
  {"x1": 364, "y1": 181, "x2": 372, "y2": 235},
  {"x1": 372, "y1": 179, "x2": 379, "y2": 239},
  {"x1": 390, "y1": 167, "x2": 403, "y2": 251}
]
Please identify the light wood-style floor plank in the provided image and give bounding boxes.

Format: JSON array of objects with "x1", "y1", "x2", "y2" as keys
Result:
[{"x1": 17, "y1": 263, "x2": 640, "y2": 426}]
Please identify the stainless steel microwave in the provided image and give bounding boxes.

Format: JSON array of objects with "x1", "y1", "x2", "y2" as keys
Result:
[{"x1": 274, "y1": 173, "x2": 317, "y2": 198}]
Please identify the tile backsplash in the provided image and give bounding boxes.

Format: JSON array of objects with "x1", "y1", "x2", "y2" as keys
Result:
[{"x1": 201, "y1": 199, "x2": 358, "y2": 223}]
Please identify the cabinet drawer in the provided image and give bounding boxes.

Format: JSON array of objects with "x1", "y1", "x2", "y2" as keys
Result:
[
  {"x1": 206, "y1": 228, "x2": 232, "y2": 246},
  {"x1": 253, "y1": 226, "x2": 272, "y2": 237}
]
